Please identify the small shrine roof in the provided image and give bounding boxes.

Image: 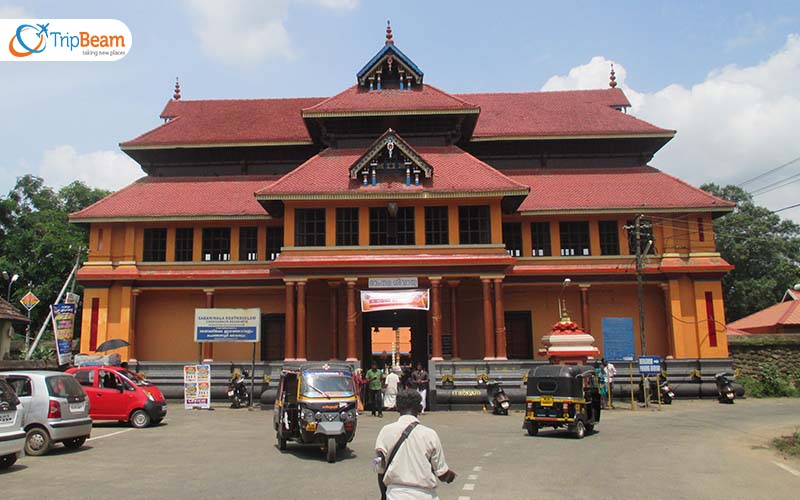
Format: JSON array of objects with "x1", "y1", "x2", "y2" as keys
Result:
[
  {"x1": 507, "y1": 167, "x2": 735, "y2": 214},
  {"x1": 69, "y1": 176, "x2": 277, "y2": 221}
]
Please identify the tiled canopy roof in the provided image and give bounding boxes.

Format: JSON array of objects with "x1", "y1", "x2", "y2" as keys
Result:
[
  {"x1": 121, "y1": 97, "x2": 324, "y2": 148},
  {"x1": 0, "y1": 297, "x2": 29, "y2": 323},
  {"x1": 507, "y1": 167, "x2": 734, "y2": 213},
  {"x1": 301, "y1": 84, "x2": 479, "y2": 116},
  {"x1": 728, "y1": 301, "x2": 800, "y2": 333},
  {"x1": 120, "y1": 87, "x2": 665, "y2": 149},
  {"x1": 457, "y1": 89, "x2": 672, "y2": 139},
  {"x1": 70, "y1": 176, "x2": 277, "y2": 221},
  {"x1": 256, "y1": 146, "x2": 528, "y2": 199}
]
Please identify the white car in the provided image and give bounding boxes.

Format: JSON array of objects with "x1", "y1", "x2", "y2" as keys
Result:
[
  {"x1": 3, "y1": 371, "x2": 92, "y2": 456},
  {"x1": 0, "y1": 378, "x2": 25, "y2": 469}
]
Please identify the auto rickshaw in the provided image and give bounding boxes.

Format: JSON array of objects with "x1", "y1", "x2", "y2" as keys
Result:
[
  {"x1": 523, "y1": 365, "x2": 601, "y2": 439},
  {"x1": 273, "y1": 363, "x2": 358, "y2": 462}
]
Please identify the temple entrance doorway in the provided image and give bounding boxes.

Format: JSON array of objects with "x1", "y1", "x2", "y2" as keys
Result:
[{"x1": 362, "y1": 309, "x2": 428, "y2": 371}]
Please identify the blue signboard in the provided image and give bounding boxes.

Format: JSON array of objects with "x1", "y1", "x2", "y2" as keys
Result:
[
  {"x1": 638, "y1": 356, "x2": 662, "y2": 375},
  {"x1": 601, "y1": 317, "x2": 635, "y2": 361}
]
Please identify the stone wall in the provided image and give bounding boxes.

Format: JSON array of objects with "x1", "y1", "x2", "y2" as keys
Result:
[{"x1": 729, "y1": 334, "x2": 800, "y2": 378}]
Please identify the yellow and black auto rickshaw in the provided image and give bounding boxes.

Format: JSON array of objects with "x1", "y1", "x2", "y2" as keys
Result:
[
  {"x1": 273, "y1": 363, "x2": 358, "y2": 462},
  {"x1": 523, "y1": 365, "x2": 601, "y2": 439}
]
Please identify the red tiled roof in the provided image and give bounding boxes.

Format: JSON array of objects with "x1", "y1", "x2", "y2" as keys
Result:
[
  {"x1": 728, "y1": 301, "x2": 800, "y2": 333},
  {"x1": 70, "y1": 176, "x2": 276, "y2": 220},
  {"x1": 301, "y1": 84, "x2": 479, "y2": 116},
  {"x1": 456, "y1": 89, "x2": 671, "y2": 138},
  {"x1": 256, "y1": 146, "x2": 528, "y2": 198},
  {"x1": 507, "y1": 167, "x2": 734, "y2": 213},
  {"x1": 0, "y1": 297, "x2": 29, "y2": 322},
  {"x1": 121, "y1": 97, "x2": 324, "y2": 148}
]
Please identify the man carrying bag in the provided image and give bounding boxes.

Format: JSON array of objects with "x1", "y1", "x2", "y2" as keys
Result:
[{"x1": 374, "y1": 390, "x2": 456, "y2": 500}]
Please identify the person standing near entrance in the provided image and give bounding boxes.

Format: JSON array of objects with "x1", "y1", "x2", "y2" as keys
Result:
[
  {"x1": 602, "y1": 358, "x2": 617, "y2": 408},
  {"x1": 384, "y1": 367, "x2": 401, "y2": 411},
  {"x1": 375, "y1": 389, "x2": 456, "y2": 500},
  {"x1": 411, "y1": 363, "x2": 430, "y2": 413},
  {"x1": 367, "y1": 361, "x2": 385, "y2": 417}
]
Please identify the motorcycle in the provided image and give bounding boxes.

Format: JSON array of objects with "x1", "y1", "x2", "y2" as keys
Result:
[
  {"x1": 659, "y1": 377, "x2": 675, "y2": 404},
  {"x1": 479, "y1": 379, "x2": 510, "y2": 415},
  {"x1": 715, "y1": 372, "x2": 735, "y2": 404},
  {"x1": 228, "y1": 370, "x2": 250, "y2": 408}
]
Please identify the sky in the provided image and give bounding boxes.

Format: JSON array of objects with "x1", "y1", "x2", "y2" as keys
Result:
[{"x1": 1, "y1": 1, "x2": 799, "y2": 221}]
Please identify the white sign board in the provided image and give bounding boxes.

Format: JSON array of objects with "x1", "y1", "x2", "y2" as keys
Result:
[
  {"x1": 368, "y1": 277, "x2": 419, "y2": 289},
  {"x1": 194, "y1": 308, "x2": 261, "y2": 342}
]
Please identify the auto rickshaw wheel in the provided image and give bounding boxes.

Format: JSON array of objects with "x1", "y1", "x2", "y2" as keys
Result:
[
  {"x1": 526, "y1": 423, "x2": 538, "y2": 436},
  {"x1": 574, "y1": 420, "x2": 586, "y2": 439},
  {"x1": 277, "y1": 432, "x2": 287, "y2": 450},
  {"x1": 326, "y1": 436, "x2": 336, "y2": 463}
]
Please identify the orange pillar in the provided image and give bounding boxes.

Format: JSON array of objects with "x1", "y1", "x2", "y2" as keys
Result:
[
  {"x1": 202, "y1": 289, "x2": 214, "y2": 361},
  {"x1": 430, "y1": 278, "x2": 443, "y2": 360},
  {"x1": 345, "y1": 279, "x2": 358, "y2": 361},
  {"x1": 579, "y1": 284, "x2": 591, "y2": 334},
  {"x1": 296, "y1": 281, "x2": 307, "y2": 361},
  {"x1": 494, "y1": 278, "x2": 507, "y2": 360},
  {"x1": 129, "y1": 289, "x2": 140, "y2": 361},
  {"x1": 448, "y1": 280, "x2": 460, "y2": 359},
  {"x1": 482, "y1": 278, "x2": 495, "y2": 359},
  {"x1": 284, "y1": 281, "x2": 296, "y2": 360},
  {"x1": 329, "y1": 281, "x2": 340, "y2": 360}
]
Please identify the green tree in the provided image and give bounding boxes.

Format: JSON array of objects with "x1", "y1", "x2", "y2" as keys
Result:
[
  {"x1": 701, "y1": 183, "x2": 800, "y2": 321},
  {"x1": 0, "y1": 175, "x2": 109, "y2": 338}
]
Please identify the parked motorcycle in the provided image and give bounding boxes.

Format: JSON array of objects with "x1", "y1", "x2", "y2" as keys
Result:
[
  {"x1": 479, "y1": 379, "x2": 510, "y2": 415},
  {"x1": 715, "y1": 372, "x2": 735, "y2": 404},
  {"x1": 658, "y1": 377, "x2": 675, "y2": 404},
  {"x1": 228, "y1": 370, "x2": 250, "y2": 408}
]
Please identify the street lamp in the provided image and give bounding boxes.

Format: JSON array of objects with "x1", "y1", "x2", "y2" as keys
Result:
[
  {"x1": 2, "y1": 271, "x2": 19, "y2": 301},
  {"x1": 794, "y1": 284, "x2": 800, "y2": 291}
]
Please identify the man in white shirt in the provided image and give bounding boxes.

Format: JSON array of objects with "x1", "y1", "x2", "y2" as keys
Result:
[
  {"x1": 375, "y1": 390, "x2": 456, "y2": 500},
  {"x1": 383, "y1": 366, "x2": 401, "y2": 410},
  {"x1": 602, "y1": 358, "x2": 617, "y2": 408}
]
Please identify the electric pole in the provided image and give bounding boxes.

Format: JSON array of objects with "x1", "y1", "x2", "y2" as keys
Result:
[{"x1": 631, "y1": 214, "x2": 653, "y2": 406}]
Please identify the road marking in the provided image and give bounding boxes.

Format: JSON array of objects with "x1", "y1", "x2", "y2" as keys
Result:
[
  {"x1": 468, "y1": 474, "x2": 478, "y2": 480},
  {"x1": 87, "y1": 429, "x2": 134, "y2": 441},
  {"x1": 463, "y1": 483, "x2": 475, "y2": 491},
  {"x1": 773, "y1": 461, "x2": 800, "y2": 477},
  {"x1": 483, "y1": 452, "x2": 492, "y2": 457},
  {"x1": 472, "y1": 466, "x2": 482, "y2": 471},
  {"x1": 458, "y1": 497, "x2": 471, "y2": 500}
]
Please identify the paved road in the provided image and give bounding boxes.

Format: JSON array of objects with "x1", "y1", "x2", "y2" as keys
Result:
[{"x1": 1, "y1": 399, "x2": 799, "y2": 499}]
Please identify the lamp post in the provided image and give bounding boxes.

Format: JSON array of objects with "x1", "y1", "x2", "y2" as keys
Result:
[{"x1": 2, "y1": 271, "x2": 19, "y2": 302}]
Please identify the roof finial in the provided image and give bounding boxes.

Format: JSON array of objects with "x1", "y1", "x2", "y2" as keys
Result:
[
  {"x1": 385, "y1": 19, "x2": 394, "y2": 45},
  {"x1": 609, "y1": 64, "x2": 617, "y2": 88},
  {"x1": 173, "y1": 77, "x2": 181, "y2": 100}
]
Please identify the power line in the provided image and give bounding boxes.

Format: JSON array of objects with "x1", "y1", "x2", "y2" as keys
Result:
[
  {"x1": 737, "y1": 155, "x2": 800, "y2": 188},
  {"x1": 774, "y1": 203, "x2": 800, "y2": 213},
  {"x1": 750, "y1": 171, "x2": 800, "y2": 197}
]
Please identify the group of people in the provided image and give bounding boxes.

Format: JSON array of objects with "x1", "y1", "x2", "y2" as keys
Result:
[
  {"x1": 356, "y1": 361, "x2": 429, "y2": 418},
  {"x1": 593, "y1": 358, "x2": 617, "y2": 409}
]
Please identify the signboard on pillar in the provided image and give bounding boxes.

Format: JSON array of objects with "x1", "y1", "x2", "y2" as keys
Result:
[
  {"x1": 360, "y1": 289, "x2": 430, "y2": 313},
  {"x1": 194, "y1": 308, "x2": 261, "y2": 342}
]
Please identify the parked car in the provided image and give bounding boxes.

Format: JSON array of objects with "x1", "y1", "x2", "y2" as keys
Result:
[
  {"x1": 2, "y1": 371, "x2": 92, "y2": 456},
  {"x1": 66, "y1": 366, "x2": 166, "y2": 428},
  {"x1": 0, "y1": 378, "x2": 25, "y2": 469}
]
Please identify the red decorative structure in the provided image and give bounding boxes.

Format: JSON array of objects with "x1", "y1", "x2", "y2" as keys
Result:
[
  {"x1": 609, "y1": 64, "x2": 617, "y2": 88},
  {"x1": 173, "y1": 77, "x2": 181, "y2": 101},
  {"x1": 540, "y1": 305, "x2": 599, "y2": 365}
]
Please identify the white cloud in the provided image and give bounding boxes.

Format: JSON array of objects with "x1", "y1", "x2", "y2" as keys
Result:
[
  {"x1": 38, "y1": 146, "x2": 142, "y2": 191},
  {"x1": 540, "y1": 35, "x2": 800, "y2": 220},
  {"x1": 183, "y1": 0, "x2": 358, "y2": 66},
  {"x1": 0, "y1": 4, "x2": 29, "y2": 18}
]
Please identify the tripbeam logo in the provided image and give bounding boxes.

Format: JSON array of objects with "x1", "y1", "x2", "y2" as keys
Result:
[{"x1": 2, "y1": 19, "x2": 132, "y2": 61}]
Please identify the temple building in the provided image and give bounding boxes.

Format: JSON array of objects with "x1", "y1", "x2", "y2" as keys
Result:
[{"x1": 70, "y1": 23, "x2": 735, "y2": 371}]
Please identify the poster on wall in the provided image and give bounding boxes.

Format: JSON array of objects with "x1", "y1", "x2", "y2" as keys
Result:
[
  {"x1": 601, "y1": 317, "x2": 635, "y2": 361},
  {"x1": 360, "y1": 289, "x2": 430, "y2": 313},
  {"x1": 184, "y1": 364, "x2": 211, "y2": 409},
  {"x1": 51, "y1": 303, "x2": 76, "y2": 365},
  {"x1": 194, "y1": 308, "x2": 261, "y2": 342}
]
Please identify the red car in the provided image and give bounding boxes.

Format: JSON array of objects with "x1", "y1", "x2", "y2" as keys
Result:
[{"x1": 66, "y1": 366, "x2": 167, "y2": 428}]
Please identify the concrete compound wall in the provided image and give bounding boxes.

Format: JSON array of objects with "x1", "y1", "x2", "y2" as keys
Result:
[{"x1": 729, "y1": 334, "x2": 800, "y2": 378}]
